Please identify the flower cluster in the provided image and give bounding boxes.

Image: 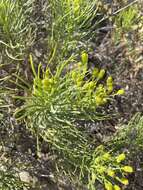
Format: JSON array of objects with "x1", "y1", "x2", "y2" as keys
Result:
[
  {"x1": 88, "y1": 147, "x2": 133, "y2": 190},
  {"x1": 30, "y1": 52, "x2": 125, "y2": 124}
]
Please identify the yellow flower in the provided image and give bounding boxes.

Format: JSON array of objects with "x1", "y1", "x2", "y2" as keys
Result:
[
  {"x1": 107, "y1": 76, "x2": 113, "y2": 85},
  {"x1": 88, "y1": 81, "x2": 95, "y2": 89},
  {"x1": 92, "y1": 67, "x2": 99, "y2": 78},
  {"x1": 104, "y1": 181, "x2": 113, "y2": 190},
  {"x1": 116, "y1": 177, "x2": 129, "y2": 185},
  {"x1": 107, "y1": 169, "x2": 115, "y2": 177},
  {"x1": 97, "y1": 69, "x2": 106, "y2": 80},
  {"x1": 120, "y1": 178, "x2": 129, "y2": 185},
  {"x1": 96, "y1": 96, "x2": 103, "y2": 106},
  {"x1": 107, "y1": 85, "x2": 113, "y2": 94},
  {"x1": 116, "y1": 89, "x2": 125, "y2": 95},
  {"x1": 116, "y1": 153, "x2": 126, "y2": 163},
  {"x1": 114, "y1": 185, "x2": 121, "y2": 190},
  {"x1": 98, "y1": 166, "x2": 106, "y2": 174},
  {"x1": 103, "y1": 153, "x2": 111, "y2": 160},
  {"x1": 122, "y1": 166, "x2": 133, "y2": 173},
  {"x1": 42, "y1": 78, "x2": 49, "y2": 87},
  {"x1": 81, "y1": 52, "x2": 88, "y2": 64},
  {"x1": 103, "y1": 98, "x2": 107, "y2": 104},
  {"x1": 77, "y1": 62, "x2": 82, "y2": 68}
]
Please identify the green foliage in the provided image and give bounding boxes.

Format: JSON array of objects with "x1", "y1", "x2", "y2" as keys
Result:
[
  {"x1": 24, "y1": 119, "x2": 132, "y2": 190},
  {"x1": 13, "y1": 53, "x2": 131, "y2": 190},
  {"x1": 0, "y1": 170, "x2": 29, "y2": 190},
  {"x1": 15, "y1": 53, "x2": 124, "y2": 124},
  {"x1": 0, "y1": 0, "x2": 35, "y2": 60},
  {"x1": 15, "y1": 97, "x2": 132, "y2": 190},
  {"x1": 114, "y1": 4, "x2": 139, "y2": 41},
  {"x1": 38, "y1": 123, "x2": 132, "y2": 190},
  {"x1": 46, "y1": 0, "x2": 103, "y2": 63},
  {"x1": 109, "y1": 113, "x2": 143, "y2": 153},
  {"x1": 0, "y1": 1, "x2": 140, "y2": 189},
  {"x1": 115, "y1": 5, "x2": 138, "y2": 31}
]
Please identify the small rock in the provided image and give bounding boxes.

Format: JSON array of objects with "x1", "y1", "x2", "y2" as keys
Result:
[{"x1": 19, "y1": 171, "x2": 31, "y2": 183}]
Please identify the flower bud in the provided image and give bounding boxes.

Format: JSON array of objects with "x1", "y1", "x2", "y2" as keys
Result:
[
  {"x1": 114, "y1": 185, "x2": 121, "y2": 190},
  {"x1": 96, "y1": 96, "x2": 103, "y2": 106},
  {"x1": 97, "y1": 69, "x2": 105, "y2": 80},
  {"x1": 104, "y1": 181, "x2": 113, "y2": 190},
  {"x1": 81, "y1": 52, "x2": 88, "y2": 64},
  {"x1": 107, "y1": 85, "x2": 113, "y2": 94},
  {"x1": 119, "y1": 178, "x2": 129, "y2": 185},
  {"x1": 122, "y1": 166, "x2": 133, "y2": 173},
  {"x1": 103, "y1": 153, "x2": 111, "y2": 159},
  {"x1": 92, "y1": 67, "x2": 99, "y2": 78},
  {"x1": 77, "y1": 62, "x2": 82, "y2": 68},
  {"x1": 116, "y1": 89, "x2": 125, "y2": 95},
  {"x1": 88, "y1": 81, "x2": 95, "y2": 89},
  {"x1": 116, "y1": 153, "x2": 126, "y2": 163},
  {"x1": 42, "y1": 78, "x2": 49, "y2": 85},
  {"x1": 107, "y1": 76, "x2": 113, "y2": 85},
  {"x1": 107, "y1": 169, "x2": 115, "y2": 177}
]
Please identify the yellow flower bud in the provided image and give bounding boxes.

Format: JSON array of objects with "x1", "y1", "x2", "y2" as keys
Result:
[
  {"x1": 98, "y1": 166, "x2": 106, "y2": 174},
  {"x1": 103, "y1": 153, "x2": 111, "y2": 160},
  {"x1": 116, "y1": 89, "x2": 125, "y2": 95},
  {"x1": 88, "y1": 81, "x2": 95, "y2": 89},
  {"x1": 76, "y1": 80, "x2": 82, "y2": 87},
  {"x1": 92, "y1": 67, "x2": 99, "y2": 78},
  {"x1": 107, "y1": 85, "x2": 113, "y2": 94},
  {"x1": 81, "y1": 52, "x2": 88, "y2": 64},
  {"x1": 116, "y1": 177, "x2": 129, "y2": 185},
  {"x1": 97, "y1": 69, "x2": 105, "y2": 80},
  {"x1": 114, "y1": 185, "x2": 121, "y2": 190},
  {"x1": 96, "y1": 96, "x2": 103, "y2": 106},
  {"x1": 103, "y1": 98, "x2": 107, "y2": 104},
  {"x1": 77, "y1": 62, "x2": 82, "y2": 68},
  {"x1": 42, "y1": 78, "x2": 49, "y2": 87},
  {"x1": 96, "y1": 84, "x2": 105, "y2": 94},
  {"x1": 107, "y1": 76, "x2": 113, "y2": 85},
  {"x1": 116, "y1": 153, "x2": 126, "y2": 163},
  {"x1": 104, "y1": 181, "x2": 113, "y2": 190},
  {"x1": 122, "y1": 166, "x2": 133, "y2": 173},
  {"x1": 120, "y1": 178, "x2": 129, "y2": 185},
  {"x1": 107, "y1": 169, "x2": 115, "y2": 177}
]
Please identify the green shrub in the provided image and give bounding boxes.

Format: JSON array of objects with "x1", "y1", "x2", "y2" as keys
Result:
[
  {"x1": 45, "y1": 0, "x2": 105, "y2": 64},
  {"x1": 109, "y1": 113, "x2": 143, "y2": 153},
  {"x1": 15, "y1": 52, "x2": 124, "y2": 123},
  {"x1": 37, "y1": 124, "x2": 133, "y2": 190},
  {"x1": 114, "y1": 3, "x2": 140, "y2": 41},
  {"x1": 0, "y1": 0, "x2": 35, "y2": 61},
  {"x1": 115, "y1": 5, "x2": 138, "y2": 30},
  {"x1": 12, "y1": 53, "x2": 133, "y2": 190}
]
